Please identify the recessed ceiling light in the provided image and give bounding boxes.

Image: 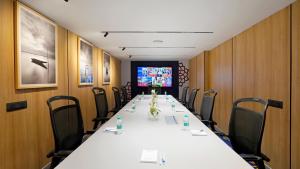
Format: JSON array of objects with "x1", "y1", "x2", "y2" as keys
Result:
[{"x1": 153, "y1": 40, "x2": 164, "y2": 43}]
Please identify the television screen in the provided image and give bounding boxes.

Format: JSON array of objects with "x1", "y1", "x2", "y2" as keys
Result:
[{"x1": 137, "y1": 67, "x2": 172, "y2": 87}]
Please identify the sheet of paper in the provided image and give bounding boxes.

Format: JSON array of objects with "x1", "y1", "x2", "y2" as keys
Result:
[
  {"x1": 103, "y1": 127, "x2": 117, "y2": 132},
  {"x1": 165, "y1": 115, "x2": 178, "y2": 125},
  {"x1": 140, "y1": 149, "x2": 158, "y2": 163},
  {"x1": 190, "y1": 129, "x2": 208, "y2": 136}
]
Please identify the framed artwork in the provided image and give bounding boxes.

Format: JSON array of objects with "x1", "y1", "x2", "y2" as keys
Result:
[
  {"x1": 103, "y1": 52, "x2": 111, "y2": 85},
  {"x1": 78, "y1": 38, "x2": 94, "y2": 86},
  {"x1": 15, "y1": 2, "x2": 58, "y2": 89}
]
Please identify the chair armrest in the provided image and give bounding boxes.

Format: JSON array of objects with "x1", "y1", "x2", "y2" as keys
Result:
[
  {"x1": 240, "y1": 154, "x2": 263, "y2": 161},
  {"x1": 109, "y1": 108, "x2": 118, "y2": 113},
  {"x1": 261, "y1": 153, "x2": 270, "y2": 162},
  {"x1": 47, "y1": 150, "x2": 72, "y2": 158},
  {"x1": 54, "y1": 150, "x2": 72, "y2": 158},
  {"x1": 201, "y1": 120, "x2": 217, "y2": 125},
  {"x1": 92, "y1": 117, "x2": 110, "y2": 123},
  {"x1": 46, "y1": 150, "x2": 55, "y2": 158},
  {"x1": 214, "y1": 131, "x2": 228, "y2": 137},
  {"x1": 85, "y1": 130, "x2": 95, "y2": 135}
]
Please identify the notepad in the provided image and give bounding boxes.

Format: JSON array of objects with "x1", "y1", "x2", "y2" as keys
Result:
[
  {"x1": 190, "y1": 129, "x2": 208, "y2": 136},
  {"x1": 140, "y1": 149, "x2": 158, "y2": 163},
  {"x1": 103, "y1": 127, "x2": 117, "y2": 132},
  {"x1": 165, "y1": 115, "x2": 178, "y2": 125}
]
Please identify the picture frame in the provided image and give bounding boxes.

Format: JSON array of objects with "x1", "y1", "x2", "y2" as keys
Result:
[
  {"x1": 15, "y1": 2, "x2": 58, "y2": 89},
  {"x1": 78, "y1": 38, "x2": 94, "y2": 86},
  {"x1": 103, "y1": 51, "x2": 111, "y2": 85}
]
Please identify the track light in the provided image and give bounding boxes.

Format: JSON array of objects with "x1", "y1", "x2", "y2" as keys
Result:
[
  {"x1": 129, "y1": 55, "x2": 132, "y2": 59},
  {"x1": 122, "y1": 47, "x2": 126, "y2": 51},
  {"x1": 64, "y1": 0, "x2": 69, "y2": 2},
  {"x1": 104, "y1": 32, "x2": 109, "y2": 37}
]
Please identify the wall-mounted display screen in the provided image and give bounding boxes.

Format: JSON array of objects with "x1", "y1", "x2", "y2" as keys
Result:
[{"x1": 137, "y1": 67, "x2": 172, "y2": 87}]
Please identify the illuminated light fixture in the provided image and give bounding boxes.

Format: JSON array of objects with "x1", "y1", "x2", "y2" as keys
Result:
[
  {"x1": 104, "y1": 32, "x2": 109, "y2": 37},
  {"x1": 101, "y1": 31, "x2": 213, "y2": 34},
  {"x1": 153, "y1": 40, "x2": 164, "y2": 43},
  {"x1": 119, "y1": 46, "x2": 195, "y2": 49}
]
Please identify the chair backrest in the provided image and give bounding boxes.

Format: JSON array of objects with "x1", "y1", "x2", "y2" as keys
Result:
[
  {"x1": 228, "y1": 98, "x2": 269, "y2": 155},
  {"x1": 199, "y1": 89, "x2": 218, "y2": 121},
  {"x1": 121, "y1": 86, "x2": 128, "y2": 104},
  {"x1": 181, "y1": 86, "x2": 189, "y2": 104},
  {"x1": 92, "y1": 87, "x2": 109, "y2": 119},
  {"x1": 112, "y1": 87, "x2": 122, "y2": 110},
  {"x1": 47, "y1": 96, "x2": 84, "y2": 152},
  {"x1": 187, "y1": 88, "x2": 199, "y2": 112}
]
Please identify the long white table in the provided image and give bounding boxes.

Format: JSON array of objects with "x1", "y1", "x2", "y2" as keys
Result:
[{"x1": 55, "y1": 95, "x2": 253, "y2": 169}]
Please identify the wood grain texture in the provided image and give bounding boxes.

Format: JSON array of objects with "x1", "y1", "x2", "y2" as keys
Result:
[
  {"x1": 97, "y1": 49, "x2": 121, "y2": 112},
  {"x1": 189, "y1": 57, "x2": 197, "y2": 104},
  {"x1": 292, "y1": 1, "x2": 300, "y2": 169},
  {"x1": 233, "y1": 7, "x2": 290, "y2": 169},
  {"x1": 67, "y1": 31, "x2": 98, "y2": 131},
  {"x1": 0, "y1": 1, "x2": 121, "y2": 168},
  {"x1": 195, "y1": 53, "x2": 205, "y2": 113},
  {"x1": 0, "y1": 1, "x2": 69, "y2": 168},
  {"x1": 206, "y1": 39, "x2": 233, "y2": 133}
]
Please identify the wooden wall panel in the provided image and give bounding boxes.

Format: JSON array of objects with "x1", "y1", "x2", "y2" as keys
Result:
[
  {"x1": 189, "y1": 57, "x2": 197, "y2": 107},
  {"x1": 292, "y1": 1, "x2": 300, "y2": 169},
  {"x1": 96, "y1": 49, "x2": 121, "y2": 112},
  {"x1": 195, "y1": 53, "x2": 205, "y2": 113},
  {"x1": 0, "y1": 0, "x2": 69, "y2": 168},
  {"x1": 0, "y1": 1, "x2": 121, "y2": 168},
  {"x1": 206, "y1": 39, "x2": 233, "y2": 133},
  {"x1": 67, "y1": 31, "x2": 99, "y2": 131},
  {"x1": 233, "y1": 7, "x2": 290, "y2": 169}
]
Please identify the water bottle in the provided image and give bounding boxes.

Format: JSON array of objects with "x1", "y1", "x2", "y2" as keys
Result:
[
  {"x1": 164, "y1": 91, "x2": 167, "y2": 95},
  {"x1": 171, "y1": 100, "x2": 175, "y2": 113},
  {"x1": 142, "y1": 91, "x2": 144, "y2": 99},
  {"x1": 116, "y1": 115, "x2": 123, "y2": 134},
  {"x1": 183, "y1": 114, "x2": 189, "y2": 130}
]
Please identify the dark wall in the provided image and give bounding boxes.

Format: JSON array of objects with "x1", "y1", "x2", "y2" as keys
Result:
[{"x1": 131, "y1": 61, "x2": 179, "y2": 98}]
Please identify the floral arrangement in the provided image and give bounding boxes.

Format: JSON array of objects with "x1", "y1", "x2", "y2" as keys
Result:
[{"x1": 149, "y1": 90, "x2": 159, "y2": 119}]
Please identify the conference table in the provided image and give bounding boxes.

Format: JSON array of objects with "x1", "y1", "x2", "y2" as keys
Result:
[{"x1": 56, "y1": 95, "x2": 253, "y2": 169}]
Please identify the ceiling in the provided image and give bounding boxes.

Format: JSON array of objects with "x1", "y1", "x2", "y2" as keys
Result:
[{"x1": 20, "y1": 0, "x2": 294, "y2": 61}]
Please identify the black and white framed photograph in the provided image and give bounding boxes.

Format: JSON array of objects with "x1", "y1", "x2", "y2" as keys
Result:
[
  {"x1": 15, "y1": 2, "x2": 58, "y2": 89},
  {"x1": 103, "y1": 52, "x2": 111, "y2": 84},
  {"x1": 78, "y1": 38, "x2": 94, "y2": 86}
]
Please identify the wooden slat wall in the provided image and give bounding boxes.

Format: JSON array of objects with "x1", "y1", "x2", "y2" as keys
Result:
[
  {"x1": 0, "y1": 1, "x2": 69, "y2": 168},
  {"x1": 292, "y1": 1, "x2": 300, "y2": 169},
  {"x1": 67, "y1": 31, "x2": 99, "y2": 131},
  {"x1": 206, "y1": 39, "x2": 233, "y2": 133},
  {"x1": 96, "y1": 49, "x2": 121, "y2": 112},
  {"x1": 233, "y1": 7, "x2": 291, "y2": 169},
  {"x1": 195, "y1": 53, "x2": 205, "y2": 113},
  {"x1": 189, "y1": 57, "x2": 197, "y2": 94},
  {"x1": 190, "y1": 6, "x2": 292, "y2": 169},
  {"x1": 0, "y1": 0, "x2": 121, "y2": 168}
]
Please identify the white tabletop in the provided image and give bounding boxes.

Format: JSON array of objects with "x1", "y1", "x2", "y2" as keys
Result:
[{"x1": 55, "y1": 95, "x2": 253, "y2": 169}]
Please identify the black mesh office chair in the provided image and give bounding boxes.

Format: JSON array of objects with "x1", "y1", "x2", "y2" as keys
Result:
[
  {"x1": 194, "y1": 89, "x2": 218, "y2": 131},
  {"x1": 120, "y1": 86, "x2": 129, "y2": 106},
  {"x1": 92, "y1": 87, "x2": 113, "y2": 130},
  {"x1": 112, "y1": 87, "x2": 122, "y2": 113},
  {"x1": 216, "y1": 98, "x2": 271, "y2": 169},
  {"x1": 186, "y1": 88, "x2": 199, "y2": 112},
  {"x1": 46, "y1": 96, "x2": 94, "y2": 169},
  {"x1": 179, "y1": 86, "x2": 189, "y2": 106}
]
